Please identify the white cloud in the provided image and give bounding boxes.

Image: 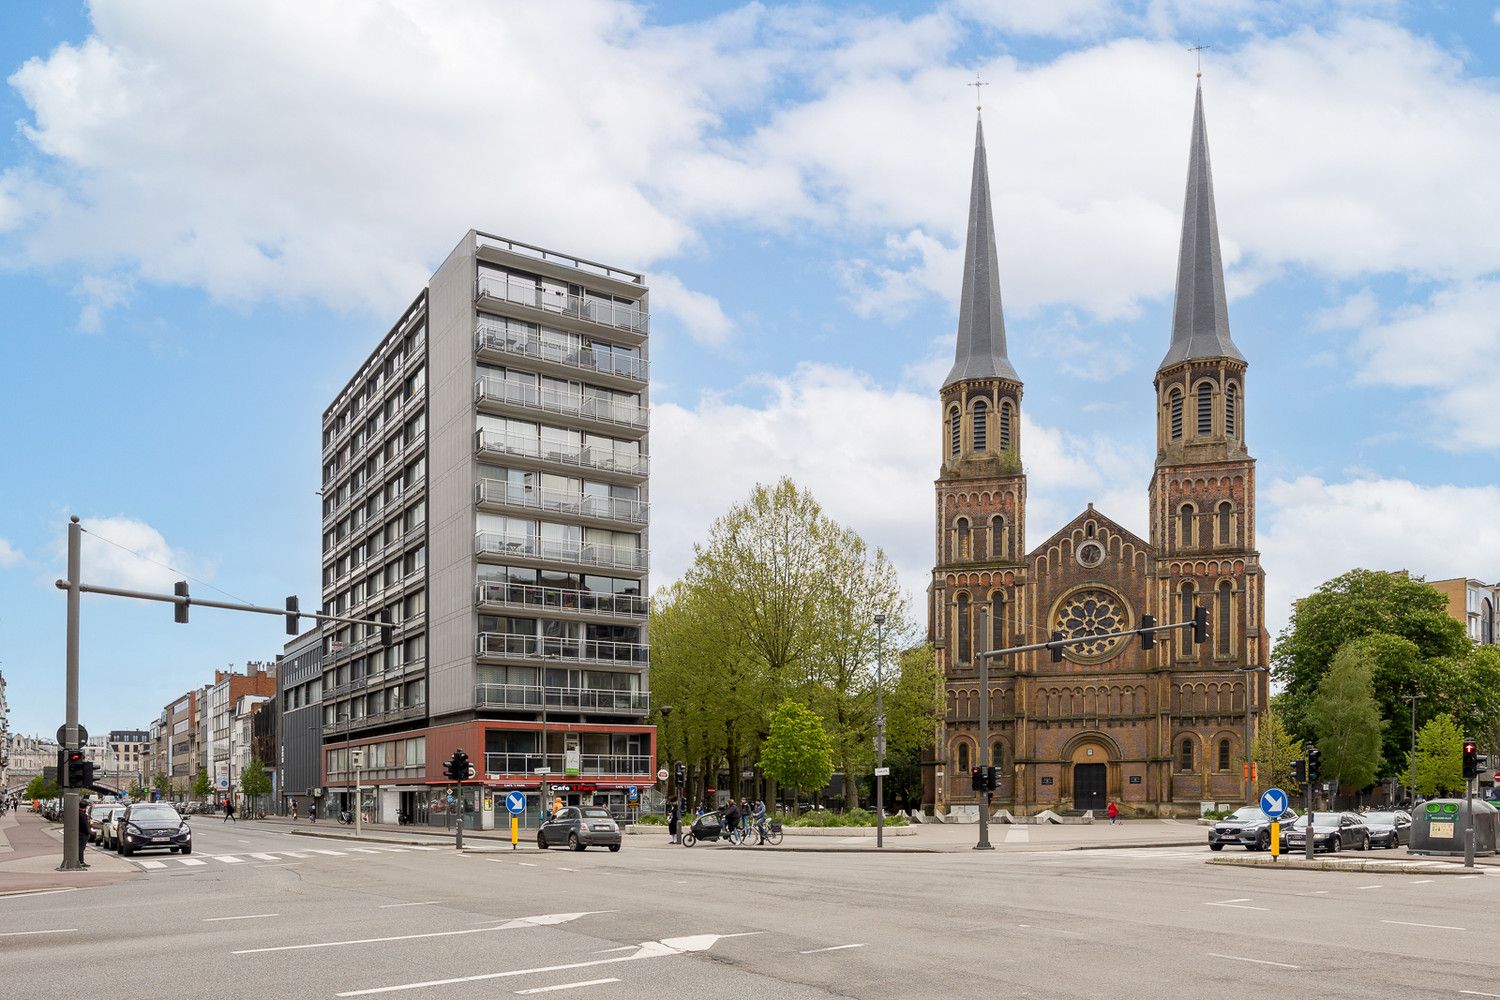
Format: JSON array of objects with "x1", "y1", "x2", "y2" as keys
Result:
[
  {"x1": 73, "y1": 273, "x2": 133, "y2": 332},
  {"x1": 60, "y1": 515, "x2": 215, "y2": 592},
  {"x1": 954, "y1": 0, "x2": 1120, "y2": 38},
  {"x1": 1260, "y1": 476, "x2": 1500, "y2": 642},
  {"x1": 1313, "y1": 287, "x2": 1378, "y2": 330},
  {"x1": 0, "y1": 539, "x2": 23, "y2": 567},
  {"x1": 647, "y1": 273, "x2": 734, "y2": 349}
]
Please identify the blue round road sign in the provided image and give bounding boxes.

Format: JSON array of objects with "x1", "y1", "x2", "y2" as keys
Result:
[
  {"x1": 1259, "y1": 787, "x2": 1289, "y2": 819},
  {"x1": 504, "y1": 790, "x2": 527, "y2": 816}
]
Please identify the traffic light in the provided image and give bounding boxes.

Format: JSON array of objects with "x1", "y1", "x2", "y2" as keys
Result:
[
  {"x1": 64, "y1": 749, "x2": 87, "y2": 787},
  {"x1": 1307, "y1": 745, "x2": 1322, "y2": 784},
  {"x1": 445, "y1": 749, "x2": 471, "y2": 783},
  {"x1": 1291, "y1": 759, "x2": 1306, "y2": 784},
  {"x1": 985, "y1": 766, "x2": 998, "y2": 791},
  {"x1": 970, "y1": 767, "x2": 983, "y2": 792},
  {"x1": 1192, "y1": 605, "x2": 1209, "y2": 645},
  {"x1": 1139, "y1": 614, "x2": 1156, "y2": 650},
  {"x1": 284, "y1": 595, "x2": 300, "y2": 636},
  {"x1": 174, "y1": 580, "x2": 190, "y2": 624},
  {"x1": 675, "y1": 762, "x2": 686, "y2": 788},
  {"x1": 1463, "y1": 738, "x2": 1478, "y2": 779},
  {"x1": 380, "y1": 609, "x2": 394, "y2": 648},
  {"x1": 1050, "y1": 631, "x2": 1065, "y2": 663}
]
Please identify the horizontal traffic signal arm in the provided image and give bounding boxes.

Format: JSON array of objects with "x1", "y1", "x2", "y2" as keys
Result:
[{"x1": 978, "y1": 609, "x2": 1211, "y2": 661}]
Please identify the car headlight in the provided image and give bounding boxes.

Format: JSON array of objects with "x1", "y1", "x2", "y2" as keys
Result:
[
  {"x1": 125, "y1": 823, "x2": 141, "y2": 835},
  {"x1": 179, "y1": 824, "x2": 191, "y2": 835}
]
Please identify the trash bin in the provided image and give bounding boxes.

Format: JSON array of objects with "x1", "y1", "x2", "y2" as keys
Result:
[{"x1": 1409, "y1": 799, "x2": 1498, "y2": 856}]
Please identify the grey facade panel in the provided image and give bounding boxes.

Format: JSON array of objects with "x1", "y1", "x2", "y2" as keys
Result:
[{"x1": 278, "y1": 629, "x2": 324, "y2": 799}]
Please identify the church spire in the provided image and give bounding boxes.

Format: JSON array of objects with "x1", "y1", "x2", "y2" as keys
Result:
[
  {"x1": 1158, "y1": 81, "x2": 1244, "y2": 370},
  {"x1": 944, "y1": 113, "x2": 1019, "y2": 387}
]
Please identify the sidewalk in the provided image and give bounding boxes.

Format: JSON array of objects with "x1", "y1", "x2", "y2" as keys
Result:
[{"x1": 0, "y1": 811, "x2": 137, "y2": 896}]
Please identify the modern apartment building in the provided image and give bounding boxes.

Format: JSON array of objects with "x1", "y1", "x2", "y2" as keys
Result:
[
  {"x1": 206, "y1": 664, "x2": 277, "y2": 803},
  {"x1": 278, "y1": 627, "x2": 325, "y2": 816},
  {"x1": 1430, "y1": 577, "x2": 1500, "y2": 646},
  {"x1": 319, "y1": 230, "x2": 655, "y2": 826},
  {"x1": 162, "y1": 690, "x2": 201, "y2": 798},
  {"x1": 106, "y1": 730, "x2": 149, "y2": 791}
]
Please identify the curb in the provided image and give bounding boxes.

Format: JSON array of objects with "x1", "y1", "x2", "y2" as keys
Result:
[
  {"x1": 289, "y1": 830, "x2": 459, "y2": 848},
  {"x1": 1206, "y1": 856, "x2": 1479, "y2": 875}
]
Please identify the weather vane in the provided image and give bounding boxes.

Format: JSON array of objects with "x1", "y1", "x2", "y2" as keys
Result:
[
  {"x1": 1188, "y1": 43, "x2": 1210, "y2": 78},
  {"x1": 968, "y1": 73, "x2": 988, "y2": 113}
]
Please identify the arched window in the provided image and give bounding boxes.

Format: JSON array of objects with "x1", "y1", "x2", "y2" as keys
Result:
[
  {"x1": 957, "y1": 742, "x2": 970, "y2": 773},
  {"x1": 991, "y1": 592, "x2": 1004, "y2": 651},
  {"x1": 1226, "y1": 383, "x2": 1238, "y2": 437},
  {"x1": 1180, "y1": 582, "x2": 1195, "y2": 628},
  {"x1": 1218, "y1": 739, "x2": 1231, "y2": 771},
  {"x1": 957, "y1": 518, "x2": 971, "y2": 559},
  {"x1": 999, "y1": 401, "x2": 1013, "y2": 451},
  {"x1": 956, "y1": 593, "x2": 971, "y2": 664},
  {"x1": 1217, "y1": 581, "x2": 1232, "y2": 656},
  {"x1": 948, "y1": 406, "x2": 961, "y2": 456},
  {"x1": 1180, "y1": 503, "x2": 1195, "y2": 548},
  {"x1": 972, "y1": 400, "x2": 988, "y2": 452},
  {"x1": 1179, "y1": 738, "x2": 1194, "y2": 772},
  {"x1": 1197, "y1": 382, "x2": 1213, "y2": 436},
  {"x1": 993, "y1": 742, "x2": 1004, "y2": 769},
  {"x1": 1217, "y1": 502, "x2": 1232, "y2": 545},
  {"x1": 1169, "y1": 389, "x2": 1183, "y2": 441},
  {"x1": 990, "y1": 515, "x2": 1005, "y2": 557}
]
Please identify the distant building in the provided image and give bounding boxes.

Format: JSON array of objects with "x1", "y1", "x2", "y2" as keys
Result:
[
  {"x1": 206, "y1": 663, "x2": 277, "y2": 805},
  {"x1": 1429, "y1": 578, "x2": 1499, "y2": 646},
  {"x1": 277, "y1": 627, "x2": 324, "y2": 817},
  {"x1": 4, "y1": 734, "x2": 59, "y2": 792},
  {"x1": 0, "y1": 669, "x2": 8, "y2": 792},
  {"x1": 161, "y1": 690, "x2": 201, "y2": 799},
  {"x1": 106, "y1": 730, "x2": 149, "y2": 791}
]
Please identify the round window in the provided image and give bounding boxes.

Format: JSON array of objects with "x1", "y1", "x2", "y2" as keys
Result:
[
  {"x1": 1051, "y1": 587, "x2": 1131, "y2": 662},
  {"x1": 1077, "y1": 540, "x2": 1106, "y2": 568}
]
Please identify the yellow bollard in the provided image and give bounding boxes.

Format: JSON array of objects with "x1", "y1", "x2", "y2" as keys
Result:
[
  {"x1": 511, "y1": 814, "x2": 519, "y2": 850},
  {"x1": 1270, "y1": 821, "x2": 1280, "y2": 861}
]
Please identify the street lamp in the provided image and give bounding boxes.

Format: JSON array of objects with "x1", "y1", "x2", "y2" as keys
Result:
[
  {"x1": 873, "y1": 614, "x2": 886, "y2": 850},
  {"x1": 1405, "y1": 693, "x2": 1425, "y2": 805},
  {"x1": 1238, "y1": 665, "x2": 1268, "y2": 800}
]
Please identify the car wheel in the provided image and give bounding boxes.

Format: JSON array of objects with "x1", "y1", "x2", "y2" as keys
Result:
[
  {"x1": 1360, "y1": 835, "x2": 1370, "y2": 851},
  {"x1": 569, "y1": 833, "x2": 583, "y2": 852},
  {"x1": 1256, "y1": 831, "x2": 1271, "y2": 851},
  {"x1": 181, "y1": 845, "x2": 191, "y2": 855},
  {"x1": 537, "y1": 832, "x2": 548, "y2": 850},
  {"x1": 1208, "y1": 844, "x2": 1223, "y2": 851},
  {"x1": 1328, "y1": 837, "x2": 1340, "y2": 853},
  {"x1": 609, "y1": 844, "x2": 621, "y2": 852},
  {"x1": 120, "y1": 845, "x2": 132, "y2": 857}
]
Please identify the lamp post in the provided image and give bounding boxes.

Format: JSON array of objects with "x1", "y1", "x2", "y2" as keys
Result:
[
  {"x1": 974, "y1": 607, "x2": 993, "y2": 851},
  {"x1": 1405, "y1": 693, "x2": 1425, "y2": 805},
  {"x1": 659, "y1": 704, "x2": 674, "y2": 803},
  {"x1": 1239, "y1": 665, "x2": 1267, "y2": 801},
  {"x1": 873, "y1": 613, "x2": 886, "y2": 850}
]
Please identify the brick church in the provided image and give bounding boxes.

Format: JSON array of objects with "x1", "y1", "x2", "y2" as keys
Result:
[{"x1": 927, "y1": 82, "x2": 1269, "y2": 817}]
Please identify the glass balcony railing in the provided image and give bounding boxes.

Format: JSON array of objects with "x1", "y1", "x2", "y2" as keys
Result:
[
  {"x1": 475, "y1": 430, "x2": 647, "y2": 478},
  {"x1": 474, "y1": 478, "x2": 647, "y2": 526},
  {"x1": 481, "y1": 751, "x2": 654, "y2": 777},
  {"x1": 474, "y1": 376, "x2": 647, "y2": 431},
  {"x1": 476, "y1": 273, "x2": 648, "y2": 336},
  {"x1": 474, "y1": 532, "x2": 646, "y2": 572},
  {"x1": 475, "y1": 323, "x2": 648, "y2": 384},
  {"x1": 474, "y1": 683, "x2": 649, "y2": 714},
  {"x1": 474, "y1": 632, "x2": 648, "y2": 665},
  {"x1": 475, "y1": 581, "x2": 647, "y2": 619}
]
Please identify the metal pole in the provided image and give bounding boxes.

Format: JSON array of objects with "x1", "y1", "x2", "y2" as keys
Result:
[
  {"x1": 1304, "y1": 772, "x2": 1314, "y2": 862},
  {"x1": 874, "y1": 613, "x2": 886, "y2": 850},
  {"x1": 59, "y1": 517, "x2": 82, "y2": 871},
  {"x1": 975, "y1": 608, "x2": 992, "y2": 851},
  {"x1": 1406, "y1": 694, "x2": 1421, "y2": 805},
  {"x1": 1464, "y1": 773, "x2": 1475, "y2": 869},
  {"x1": 355, "y1": 760, "x2": 362, "y2": 839}
]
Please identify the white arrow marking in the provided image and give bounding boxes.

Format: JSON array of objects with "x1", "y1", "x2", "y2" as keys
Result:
[
  {"x1": 1263, "y1": 794, "x2": 1284, "y2": 812},
  {"x1": 335, "y1": 933, "x2": 762, "y2": 996}
]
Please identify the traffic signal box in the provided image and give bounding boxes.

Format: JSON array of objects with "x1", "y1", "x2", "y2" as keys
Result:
[
  {"x1": 444, "y1": 749, "x2": 472, "y2": 783},
  {"x1": 1291, "y1": 759, "x2": 1306, "y2": 784},
  {"x1": 1463, "y1": 738, "x2": 1479, "y2": 779},
  {"x1": 1307, "y1": 746, "x2": 1322, "y2": 784}
]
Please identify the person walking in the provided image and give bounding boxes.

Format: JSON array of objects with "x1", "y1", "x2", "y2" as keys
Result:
[
  {"x1": 1107, "y1": 801, "x2": 1119, "y2": 825},
  {"x1": 667, "y1": 796, "x2": 681, "y2": 846},
  {"x1": 76, "y1": 800, "x2": 92, "y2": 868},
  {"x1": 752, "y1": 798, "x2": 768, "y2": 843},
  {"x1": 223, "y1": 798, "x2": 236, "y2": 823},
  {"x1": 308, "y1": 801, "x2": 317, "y2": 824}
]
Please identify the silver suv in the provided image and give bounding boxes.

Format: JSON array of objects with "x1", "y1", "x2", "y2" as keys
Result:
[{"x1": 1208, "y1": 805, "x2": 1298, "y2": 851}]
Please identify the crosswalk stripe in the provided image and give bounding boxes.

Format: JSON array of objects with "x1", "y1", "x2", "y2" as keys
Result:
[
  {"x1": 250, "y1": 853, "x2": 279, "y2": 861},
  {"x1": 178, "y1": 858, "x2": 207, "y2": 866},
  {"x1": 218, "y1": 856, "x2": 244, "y2": 863},
  {"x1": 348, "y1": 848, "x2": 382, "y2": 854},
  {"x1": 308, "y1": 850, "x2": 347, "y2": 856},
  {"x1": 138, "y1": 860, "x2": 166, "y2": 870}
]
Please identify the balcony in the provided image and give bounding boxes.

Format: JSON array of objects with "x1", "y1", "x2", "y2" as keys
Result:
[
  {"x1": 474, "y1": 375, "x2": 647, "y2": 434},
  {"x1": 474, "y1": 532, "x2": 647, "y2": 573},
  {"x1": 474, "y1": 633, "x2": 648, "y2": 666},
  {"x1": 474, "y1": 683, "x2": 649, "y2": 715},
  {"x1": 475, "y1": 323, "x2": 648, "y2": 387},
  {"x1": 482, "y1": 752, "x2": 654, "y2": 778},
  {"x1": 475, "y1": 430, "x2": 647, "y2": 481},
  {"x1": 474, "y1": 478, "x2": 647, "y2": 528},
  {"x1": 476, "y1": 581, "x2": 647, "y2": 620},
  {"x1": 476, "y1": 272, "x2": 647, "y2": 337}
]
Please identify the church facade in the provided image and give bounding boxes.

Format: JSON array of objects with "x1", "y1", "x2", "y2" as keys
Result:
[{"x1": 927, "y1": 83, "x2": 1269, "y2": 818}]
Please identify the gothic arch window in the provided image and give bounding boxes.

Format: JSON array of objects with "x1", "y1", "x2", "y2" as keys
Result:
[
  {"x1": 1218, "y1": 738, "x2": 1231, "y2": 772},
  {"x1": 1180, "y1": 503, "x2": 1196, "y2": 548},
  {"x1": 956, "y1": 592, "x2": 971, "y2": 664},
  {"x1": 1179, "y1": 582, "x2": 1196, "y2": 630},
  {"x1": 999, "y1": 401, "x2": 1013, "y2": 451},
  {"x1": 990, "y1": 515, "x2": 1005, "y2": 557},
  {"x1": 957, "y1": 518, "x2": 971, "y2": 559},
  {"x1": 957, "y1": 742, "x2": 970, "y2": 773},
  {"x1": 990, "y1": 592, "x2": 1005, "y2": 650},
  {"x1": 972, "y1": 400, "x2": 988, "y2": 452},
  {"x1": 1217, "y1": 581, "x2": 1233, "y2": 656},
  {"x1": 1169, "y1": 388, "x2": 1183, "y2": 441},
  {"x1": 948, "y1": 406, "x2": 961, "y2": 456},
  {"x1": 1217, "y1": 502, "x2": 1232, "y2": 546},
  {"x1": 1226, "y1": 382, "x2": 1239, "y2": 438},
  {"x1": 992, "y1": 742, "x2": 1003, "y2": 769},
  {"x1": 1086, "y1": 522, "x2": 1096, "y2": 538},
  {"x1": 1179, "y1": 738, "x2": 1195, "y2": 772},
  {"x1": 1196, "y1": 382, "x2": 1213, "y2": 436}
]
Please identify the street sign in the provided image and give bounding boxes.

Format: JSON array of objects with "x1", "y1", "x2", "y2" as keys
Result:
[
  {"x1": 873, "y1": 766, "x2": 891, "y2": 777},
  {"x1": 351, "y1": 749, "x2": 365, "y2": 768},
  {"x1": 504, "y1": 791, "x2": 526, "y2": 816},
  {"x1": 56, "y1": 723, "x2": 88, "y2": 746},
  {"x1": 1259, "y1": 787, "x2": 1289, "y2": 819},
  {"x1": 656, "y1": 768, "x2": 668, "y2": 782},
  {"x1": 627, "y1": 786, "x2": 639, "y2": 801}
]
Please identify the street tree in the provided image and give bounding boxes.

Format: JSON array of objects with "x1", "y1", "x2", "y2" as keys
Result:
[
  {"x1": 758, "y1": 699, "x2": 834, "y2": 812},
  {"x1": 191, "y1": 769, "x2": 212, "y2": 801},
  {"x1": 151, "y1": 771, "x2": 171, "y2": 799},
  {"x1": 1409, "y1": 714, "x2": 1465, "y2": 798},
  {"x1": 241, "y1": 757, "x2": 273, "y2": 801},
  {"x1": 23, "y1": 775, "x2": 59, "y2": 800},
  {"x1": 1307, "y1": 642, "x2": 1385, "y2": 791},
  {"x1": 1250, "y1": 703, "x2": 1306, "y2": 793},
  {"x1": 881, "y1": 643, "x2": 943, "y2": 810},
  {"x1": 126, "y1": 779, "x2": 147, "y2": 801}
]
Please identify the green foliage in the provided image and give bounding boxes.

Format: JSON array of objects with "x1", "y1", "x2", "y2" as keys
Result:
[
  {"x1": 240, "y1": 757, "x2": 273, "y2": 799},
  {"x1": 631, "y1": 813, "x2": 668, "y2": 826},
  {"x1": 126, "y1": 779, "x2": 148, "y2": 801},
  {"x1": 1409, "y1": 714, "x2": 1464, "y2": 797},
  {"x1": 152, "y1": 771, "x2": 171, "y2": 796},
  {"x1": 1307, "y1": 643, "x2": 1385, "y2": 789},
  {"x1": 758, "y1": 699, "x2": 834, "y2": 804},
  {"x1": 23, "y1": 775, "x2": 58, "y2": 800},
  {"x1": 1250, "y1": 705, "x2": 1305, "y2": 793},
  {"x1": 771, "y1": 808, "x2": 909, "y2": 827},
  {"x1": 191, "y1": 769, "x2": 213, "y2": 800}
]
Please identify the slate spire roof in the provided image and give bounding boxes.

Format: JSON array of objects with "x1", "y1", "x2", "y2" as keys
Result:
[
  {"x1": 944, "y1": 114, "x2": 1020, "y2": 387},
  {"x1": 1159, "y1": 81, "x2": 1244, "y2": 370}
]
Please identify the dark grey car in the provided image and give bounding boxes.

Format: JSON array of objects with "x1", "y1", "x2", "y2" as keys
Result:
[
  {"x1": 1283, "y1": 812, "x2": 1369, "y2": 853},
  {"x1": 536, "y1": 806, "x2": 622, "y2": 852},
  {"x1": 1362, "y1": 810, "x2": 1412, "y2": 849},
  {"x1": 116, "y1": 803, "x2": 192, "y2": 856},
  {"x1": 1208, "y1": 805, "x2": 1300, "y2": 851}
]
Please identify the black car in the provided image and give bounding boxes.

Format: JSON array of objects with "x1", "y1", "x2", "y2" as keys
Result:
[
  {"x1": 1283, "y1": 812, "x2": 1369, "y2": 853},
  {"x1": 1208, "y1": 805, "x2": 1299, "y2": 851},
  {"x1": 116, "y1": 802, "x2": 192, "y2": 856},
  {"x1": 1361, "y1": 810, "x2": 1412, "y2": 849},
  {"x1": 536, "y1": 806, "x2": 622, "y2": 852},
  {"x1": 88, "y1": 802, "x2": 117, "y2": 843}
]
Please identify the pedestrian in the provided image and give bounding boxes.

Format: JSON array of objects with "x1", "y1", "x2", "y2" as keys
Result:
[
  {"x1": 308, "y1": 801, "x2": 317, "y2": 824},
  {"x1": 290, "y1": 801, "x2": 298, "y2": 821},
  {"x1": 76, "y1": 799, "x2": 92, "y2": 868},
  {"x1": 667, "y1": 796, "x2": 680, "y2": 846},
  {"x1": 739, "y1": 798, "x2": 751, "y2": 836},
  {"x1": 1107, "y1": 801, "x2": 1119, "y2": 825},
  {"x1": 224, "y1": 798, "x2": 236, "y2": 823}
]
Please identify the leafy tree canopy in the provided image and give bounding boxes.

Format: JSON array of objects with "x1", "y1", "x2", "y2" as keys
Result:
[
  {"x1": 1410, "y1": 714, "x2": 1464, "y2": 798},
  {"x1": 1307, "y1": 643, "x2": 1385, "y2": 790},
  {"x1": 758, "y1": 699, "x2": 834, "y2": 804}
]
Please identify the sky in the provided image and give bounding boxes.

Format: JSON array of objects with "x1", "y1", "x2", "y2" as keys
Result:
[{"x1": 1, "y1": 0, "x2": 1498, "y2": 740}]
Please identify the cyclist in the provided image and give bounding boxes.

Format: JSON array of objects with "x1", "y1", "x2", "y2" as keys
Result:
[
  {"x1": 752, "y1": 799, "x2": 768, "y2": 843},
  {"x1": 722, "y1": 798, "x2": 741, "y2": 844}
]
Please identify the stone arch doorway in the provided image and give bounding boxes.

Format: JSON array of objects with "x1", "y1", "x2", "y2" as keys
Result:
[{"x1": 1062, "y1": 733, "x2": 1118, "y2": 812}]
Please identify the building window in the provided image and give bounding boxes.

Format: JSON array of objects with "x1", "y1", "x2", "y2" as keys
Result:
[
  {"x1": 1180, "y1": 582, "x2": 1195, "y2": 628},
  {"x1": 990, "y1": 515, "x2": 1005, "y2": 557},
  {"x1": 999, "y1": 401, "x2": 1013, "y2": 451},
  {"x1": 1196, "y1": 382, "x2": 1213, "y2": 436},
  {"x1": 1217, "y1": 582, "x2": 1232, "y2": 656},
  {"x1": 949, "y1": 407, "x2": 961, "y2": 456},
  {"x1": 992, "y1": 742, "x2": 1004, "y2": 769},
  {"x1": 1169, "y1": 389, "x2": 1183, "y2": 441},
  {"x1": 991, "y1": 593, "x2": 1004, "y2": 651},
  {"x1": 957, "y1": 518, "x2": 971, "y2": 559},
  {"x1": 1484, "y1": 597, "x2": 1494, "y2": 645},
  {"x1": 1180, "y1": 503, "x2": 1195, "y2": 548},
  {"x1": 1226, "y1": 383, "x2": 1238, "y2": 437},
  {"x1": 972, "y1": 400, "x2": 988, "y2": 452},
  {"x1": 1217, "y1": 502, "x2": 1232, "y2": 545},
  {"x1": 956, "y1": 593, "x2": 971, "y2": 664},
  {"x1": 1218, "y1": 739, "x2": 1231, "y2": 772},
  {"x1": 1179, "y1": 738, "x2": 1194, "y2": 772}
]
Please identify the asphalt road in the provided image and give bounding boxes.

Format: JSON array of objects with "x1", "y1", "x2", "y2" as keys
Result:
[{"x1": 2, "y1": 819, "x2": 1497, "y2": 999}]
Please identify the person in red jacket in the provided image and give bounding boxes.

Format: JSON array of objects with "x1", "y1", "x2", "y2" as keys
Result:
[{"x1": 1107, "y1": 801, "x2": 1120, "y2": 825}]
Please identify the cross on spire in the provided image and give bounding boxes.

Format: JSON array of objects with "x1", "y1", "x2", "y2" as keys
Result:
[
  {"x1": 1188, "y1": 43, "x2": 1210, "y2": 79},
  {"x1": 968, "y1": 73, "x2": 988, "y2": 112}
]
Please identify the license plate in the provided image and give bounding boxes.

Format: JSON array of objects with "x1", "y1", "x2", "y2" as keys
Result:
[
  {"x1": 593, "y1": 825, "x2": 611, "y2": 831},
  {"x1": 1430, "y1": 820, "x2": 1454, "y2": 838},
  {"x1": 152, "y1": 837, "x2": 168, "y2": 842}
]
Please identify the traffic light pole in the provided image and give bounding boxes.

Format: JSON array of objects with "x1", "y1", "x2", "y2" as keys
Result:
[
  {"x1": 455, "y1": 779, "x2": 464, "y2": 851},
  {"x1": 975, "y1": 607, "x2": 992, "y2": 851},
  {"x1": 1304, "y1": 779, "x2": 1314, "y2": 862},
  {"x1": 59, "y1": 518, "x2": 83, "y2": 872},
  {"x1": 1464, "y1": 775, "x2": 1475, "y2": 869}
]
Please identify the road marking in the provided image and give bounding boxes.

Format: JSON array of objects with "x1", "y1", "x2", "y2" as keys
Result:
[
  {"x1": 519, "y1": 862, "x2": 538, "y2": 867},
  {"x1": 1207, "y1": 953, "x2": 1300, "y2": 969},
  {"x1": 558, "y1": 867, "x2": 579, "y2": 872},
  {"x1": 1410, "y1": 880, "x2": 1435, "y2": 885},
  {"x1": 217, "y1": 856, "x2": 245, "y2": 864},
  {"x1": 250, "y1": 853, "x2": 279, "y2": 861},
  {"x1": 204, "y1": 914, "x2": 279, "y2": 922},
  {"x1": 309, "y1": 849, "x2": 347, "y2": 856},
  {"x1": 137, "y1": 860, "x2": 167, "y2": 870},
  {"x1": 379, "y1": 901, "x2": 440, "y2": 909},
  {"x1": 335, "y1": 933, "x2": 761, "y2": 997},
  {"x1": 1382, "y1": 919, "x2": 1464, "y2": 931},
  {"x1": 178, "y1": 858, "x2": 207, "y2": 867},
  {"x1": 1356, "y1": 885, "x2": 1383, "y2": 890},
  {"x1": 800, "y1": 943, "x2": 866, "y2": 954},
  {"x1": 1205, "y1": 899, "x2": 1268, "y2": 911},
  {"x1": 1460, "y1": 991, "x2": 1500, "y2": 998},
  {"x1": 281, "y1": 852, "x2": 314, "y2": 859},
  {"x1": 0, "y1": 887, "x2": 81, "y2": 900},
  {"x1": 0, "y1": 928, "x2": 77, "y2": 938},
  {"x1": 234, "y1": 912, "x2": 606, "y2": 955},
  {"x1": 348, "y1": 848, "x2": 383, "y2": 855},
  {"x1": 514, "y1": 980, "x2": 620, "y2": 995}
]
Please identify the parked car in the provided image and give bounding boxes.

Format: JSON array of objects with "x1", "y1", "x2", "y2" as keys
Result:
[
  {"x1": 88, "y1": 802, "x2": 117, "y2": 843},
  {"x1": 116, "y1": 802, "x2": 192, "y2": 856},
  {"x1": 101, "y1": 804, "x2": 129, "y2": 850},
  {"x1": 1361, "y1": 810, "x2": 1412, "y2": 849},
  {"x1": 1283, "y1": 812, "x2": 1369, "y2": 853},
  {"x1": 536, "y1": 806, "x2": 622, "y2": 852},
  {"x1": 1207, "y1": 805, "x2": 1300, "y2": 851}
]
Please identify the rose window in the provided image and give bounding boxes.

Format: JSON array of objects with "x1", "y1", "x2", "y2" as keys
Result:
[{"x1": 1052, "y1": 588, "x2": 1130, "y2": 660}]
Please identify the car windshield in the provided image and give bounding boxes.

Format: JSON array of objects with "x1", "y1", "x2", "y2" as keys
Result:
[
  {"x1": 1364, "y1": 812, "x2": 1396, "y2": 824},
  {"x1": 90, "y1": 805, "x2": 112, "y2": 817},
  {"x1": 130, "y1": 807, "x2": 180, "y2": 822},
  {"x1": 582, "y1": 809, "x2": 611, "y2": 819},
  {"x1": 1227, "y1": 807, "x2": 1262, "y2": 821}
]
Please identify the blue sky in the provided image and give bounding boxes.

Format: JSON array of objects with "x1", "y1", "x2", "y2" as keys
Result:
[{"x1": 2, "y1": 1, "x2": 1498, "y2": 739}]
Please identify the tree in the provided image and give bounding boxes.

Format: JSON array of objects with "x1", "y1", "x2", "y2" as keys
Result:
[
  {"x1": 23, "y1": 775, "x2": 58, "y2": 800},
  {"x1": 240, "y1": 756, "x2": 272, "y2": 799},
  {"x1": 1409, "y1": 714, "x2": 1464, "y2": 798},
  {"x1": 1307, "y1": 643, "x2": 1385, "y2": 791},
  {"x1": 881, "y1": 643, "x2": 943, "y2": 811},
  {"x1": 191, "y1": 769, "x2": 213, "y2": 801},
  {"x1": 151, "y1": 771, "x2": 171, "y2": 799},
  {"x1": 127, "y1": 779, "x2": 147, "y2": 801},
  {"x1": 1249, "y1": 703, "x2": 1305, "y2": 794},
  {"x1": 758, "y1": 700, "x2": 833, "y2": 811}
]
